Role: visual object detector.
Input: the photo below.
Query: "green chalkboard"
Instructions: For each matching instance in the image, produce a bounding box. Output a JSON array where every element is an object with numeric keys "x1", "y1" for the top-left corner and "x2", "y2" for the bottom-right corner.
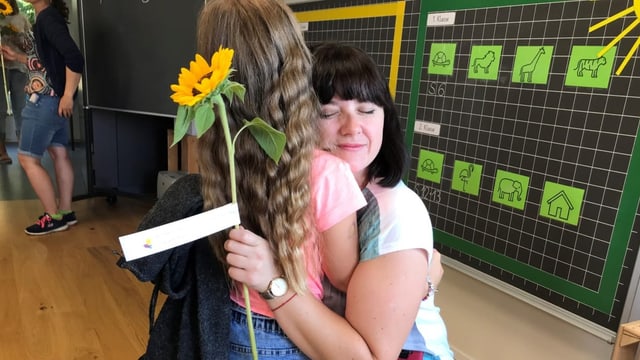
[{"x1": 406, "y1": 0, "x2": 640, "y2": 331}]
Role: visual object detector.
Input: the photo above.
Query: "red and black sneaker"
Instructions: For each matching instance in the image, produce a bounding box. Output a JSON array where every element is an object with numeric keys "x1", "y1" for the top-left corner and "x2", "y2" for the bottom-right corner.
[
  {"x1": 61, "y1": 211, "x2": 78, "y2": 226},
  {"x1": 24, "y1": 213, "x2": 69, "y2": 236}
]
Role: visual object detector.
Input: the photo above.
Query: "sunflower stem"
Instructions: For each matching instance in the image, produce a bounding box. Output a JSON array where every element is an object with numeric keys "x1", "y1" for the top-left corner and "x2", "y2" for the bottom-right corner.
[{"x1": 215, "y1": 96, "x2": 258, "y2": 360}]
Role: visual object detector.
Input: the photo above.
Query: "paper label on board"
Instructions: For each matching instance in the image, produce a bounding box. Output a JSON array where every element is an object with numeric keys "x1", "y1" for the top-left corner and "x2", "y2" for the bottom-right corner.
[
  {"x1": 427, "y1": 12, "x2": 456, "y2": 27},
  {"x1": 414, "y1": 121, "x2": 441, "y2": 136}
]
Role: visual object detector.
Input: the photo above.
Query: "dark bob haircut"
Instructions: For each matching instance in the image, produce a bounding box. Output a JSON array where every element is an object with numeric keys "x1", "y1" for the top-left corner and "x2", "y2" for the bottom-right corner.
[{"x1": 311, "y1": 42, "x2": 408, "y2": 187}]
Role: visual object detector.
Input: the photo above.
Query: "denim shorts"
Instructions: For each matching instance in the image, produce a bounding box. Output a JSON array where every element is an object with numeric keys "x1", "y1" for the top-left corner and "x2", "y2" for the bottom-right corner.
[
  {"x1": 229, "y1": 302, "x2": 310, "y2": 360},
  {"x1": 18, "y1": 94, "x2": 68, "y2": 158}
]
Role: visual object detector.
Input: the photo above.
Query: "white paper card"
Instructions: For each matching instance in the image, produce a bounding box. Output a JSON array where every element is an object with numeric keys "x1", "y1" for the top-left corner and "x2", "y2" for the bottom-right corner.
[
  {"x1": 427, "y1": 12, "x2": 456, "y2": 27},
  {"x1": 414, "y1": 121, "x2": 441, "y2": 136},
  {"x1": 119, "y1": 203, "x2": 240, "y2": 261}
]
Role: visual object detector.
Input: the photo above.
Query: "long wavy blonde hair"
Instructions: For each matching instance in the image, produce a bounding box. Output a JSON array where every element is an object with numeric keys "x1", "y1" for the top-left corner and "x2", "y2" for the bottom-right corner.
[{"x1": 196, "y1": 0, "x2": 318, "y2": 293}]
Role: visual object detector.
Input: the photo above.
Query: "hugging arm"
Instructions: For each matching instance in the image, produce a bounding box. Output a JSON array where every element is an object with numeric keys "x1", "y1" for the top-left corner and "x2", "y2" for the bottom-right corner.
[
  {"x1": 226, "y1": 227, "x2": 429, "y2": 360},
  {"x1": 320, "y1": 212, "x2": 359, "y2": 291},
  {"x1": 312, "y1": 152, "x2": 365, "y2": 292},
  {"x1": 344, "y1": 249, "x2": 428, "y2": 358}
]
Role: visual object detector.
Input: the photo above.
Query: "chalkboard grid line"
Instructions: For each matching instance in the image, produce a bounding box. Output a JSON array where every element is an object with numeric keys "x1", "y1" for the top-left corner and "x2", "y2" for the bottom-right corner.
[{"x1": 410, "y1": 0, "x2": 639, "y2": 330}]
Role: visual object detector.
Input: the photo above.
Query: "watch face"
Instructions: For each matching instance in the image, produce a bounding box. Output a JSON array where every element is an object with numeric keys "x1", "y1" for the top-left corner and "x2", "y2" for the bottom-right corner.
[{"x1": 270, "y1": 277, "x2": 288, "y2": 297}]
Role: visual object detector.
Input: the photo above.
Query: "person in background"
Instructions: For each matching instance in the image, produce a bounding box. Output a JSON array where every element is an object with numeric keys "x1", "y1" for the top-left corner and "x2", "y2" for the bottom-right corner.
[
  {"x1": 0, "y1": 0, "x2": 30, "y2": 164},
  {"x1": 1, "y1": 0, "x2": 83, "y2": 235},
  {"x1": 226, "y1": 42, "x2": 454, "y2": 360}
]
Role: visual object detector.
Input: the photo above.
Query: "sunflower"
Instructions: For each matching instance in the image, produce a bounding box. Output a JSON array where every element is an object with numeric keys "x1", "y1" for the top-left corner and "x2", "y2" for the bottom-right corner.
[
  {"x1": 170, "y1": 47, "x2": 234, "y2": 107},
  {"x1": 0, "y1": 0, "x2": 13, "y2": 16}
]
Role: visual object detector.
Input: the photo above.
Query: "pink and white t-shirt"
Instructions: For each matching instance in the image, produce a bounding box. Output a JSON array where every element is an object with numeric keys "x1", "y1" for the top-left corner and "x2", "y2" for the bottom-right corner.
[{"x1": 231, "y1": 149, "x2": 366, "y2": 317}]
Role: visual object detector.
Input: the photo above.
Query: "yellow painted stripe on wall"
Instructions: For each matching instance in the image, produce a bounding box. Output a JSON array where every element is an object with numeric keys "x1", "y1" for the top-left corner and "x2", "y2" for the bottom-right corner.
[{"x1": 295, "y1": 1, "x2": 406, "y2": 97}]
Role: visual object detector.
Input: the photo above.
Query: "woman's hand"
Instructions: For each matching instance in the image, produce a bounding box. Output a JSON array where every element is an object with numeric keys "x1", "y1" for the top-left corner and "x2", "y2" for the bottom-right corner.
[
  {"x1": 58, "y1": 94, "x2": 74, "y2": 118},
  {"x1": 225, "y1": 227, "x2": 280, "y2": 292}
]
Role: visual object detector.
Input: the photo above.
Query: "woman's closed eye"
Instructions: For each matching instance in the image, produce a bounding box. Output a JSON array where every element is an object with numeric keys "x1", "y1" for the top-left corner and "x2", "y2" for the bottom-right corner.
[
  {"x1": 320, "y1": 111, "x2": 339, "y2": 119},
  {"x1": 359, "y1": 109, "x2": 376, "y2": 115},
  {"x1": 356, "y1": 102, "x2": 379, "y2": 115}
]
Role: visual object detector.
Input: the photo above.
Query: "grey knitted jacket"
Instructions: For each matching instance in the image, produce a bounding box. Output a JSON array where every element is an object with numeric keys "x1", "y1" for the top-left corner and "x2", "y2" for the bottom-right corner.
[{"x1": 118, "y1": 174, "x2": 230, "y2": 359}]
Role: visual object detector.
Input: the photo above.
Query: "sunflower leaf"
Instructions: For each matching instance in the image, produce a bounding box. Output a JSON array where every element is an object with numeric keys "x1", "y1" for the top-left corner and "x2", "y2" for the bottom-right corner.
[
  {"x1": 243, "y1": 117, "x2": 286, "y2": 164},
  {"x1": 222, "y1": 81, "x2": 246, "y2": 104},
  {"x1": 195, "y1": 101, "x2": 216, "y2": 138},
  {"x1": 171, "y1": 105, "x2": 191, "y2": 147}
]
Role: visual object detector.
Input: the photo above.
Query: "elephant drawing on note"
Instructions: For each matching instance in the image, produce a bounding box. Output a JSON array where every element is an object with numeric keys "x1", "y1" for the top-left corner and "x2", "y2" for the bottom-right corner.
[{"x1": 498, "y1": 178, "x2": 523, "y2": 202}]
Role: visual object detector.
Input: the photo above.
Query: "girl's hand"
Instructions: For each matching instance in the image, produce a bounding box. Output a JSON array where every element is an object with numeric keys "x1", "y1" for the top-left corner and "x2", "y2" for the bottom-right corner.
[{"x1": 225, "y1": 227, "x2": 280, "y2": 292}]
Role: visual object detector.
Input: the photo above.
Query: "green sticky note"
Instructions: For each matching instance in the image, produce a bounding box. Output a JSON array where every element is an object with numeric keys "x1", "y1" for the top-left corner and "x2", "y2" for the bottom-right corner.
[
  {"x1": 451, "y1": 160, "x2": 482, "y2": 196},
  {"x1": 539, "y1": 182, "x2": 584, "y2": 226},
  {"x1": 428, "y1": 43, "x2": 457, "y2": 76},
  {"x1": 417, "y1": 149, "x2": 444, "y2": 184},
  {"x1": 492, "y1": 170, "x2": 529, "y2": 210},
  {"x1": 511, "y1": 46, "x2": 553, "y2": 84},
  {"x1": 468, "y1": 45, "x2": 502, "y2": 80},
  {"x1": 565, "y1": 45, "x2": 616, "y2": 89}
]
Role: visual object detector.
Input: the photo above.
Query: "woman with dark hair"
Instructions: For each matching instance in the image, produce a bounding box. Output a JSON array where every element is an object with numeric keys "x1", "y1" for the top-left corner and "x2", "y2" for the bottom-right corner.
[
  {"x1": 226, "y1": 43, "x2": 453, "y2": 360},
  {"x1": 2, "y1": 0, "x2": 83, "y2": 235}
]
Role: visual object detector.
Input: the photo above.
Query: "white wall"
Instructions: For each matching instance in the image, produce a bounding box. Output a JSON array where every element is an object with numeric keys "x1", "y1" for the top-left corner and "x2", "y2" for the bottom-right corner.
[{"x1": 437, "y1": 262, "x2": 615, "y2": 360}]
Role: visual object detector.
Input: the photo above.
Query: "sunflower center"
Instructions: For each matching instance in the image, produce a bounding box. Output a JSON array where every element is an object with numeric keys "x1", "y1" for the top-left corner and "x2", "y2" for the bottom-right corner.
[
  {"x1": 192, "y1": 71, "x2": 213, "y2": 96},
  {"x1": 200, "y1": 71, "x2": 213, "y2": 82}
]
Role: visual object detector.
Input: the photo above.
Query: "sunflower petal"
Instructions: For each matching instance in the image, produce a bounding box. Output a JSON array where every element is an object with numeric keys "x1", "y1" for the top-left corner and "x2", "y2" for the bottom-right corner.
[
  {"x1": 0, "y1": 0, "x2": 14, "y2": 16},
  {"x1": 193, "y1": 54, "x2": 212, "y2": 75}
]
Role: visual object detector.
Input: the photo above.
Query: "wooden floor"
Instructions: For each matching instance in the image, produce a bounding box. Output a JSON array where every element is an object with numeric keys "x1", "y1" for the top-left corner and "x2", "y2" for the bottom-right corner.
[{"x1": 0, "y1": 195, "x2": 159, "y2": 359}]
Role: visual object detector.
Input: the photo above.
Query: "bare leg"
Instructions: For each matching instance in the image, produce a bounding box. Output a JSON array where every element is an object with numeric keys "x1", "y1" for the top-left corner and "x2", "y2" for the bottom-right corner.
[
  {"x1": 18, "y1": 152, "x2": 59, "y2": 215},
  {"x1": 48, "y1": 145, "x2": 74, "y2": 211}
]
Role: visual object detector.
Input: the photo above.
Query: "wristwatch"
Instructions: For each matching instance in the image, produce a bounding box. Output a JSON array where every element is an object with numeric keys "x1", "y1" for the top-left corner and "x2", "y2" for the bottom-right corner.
[{"x1": 259, "y1": 276, "x2": 288, "y2": 300}]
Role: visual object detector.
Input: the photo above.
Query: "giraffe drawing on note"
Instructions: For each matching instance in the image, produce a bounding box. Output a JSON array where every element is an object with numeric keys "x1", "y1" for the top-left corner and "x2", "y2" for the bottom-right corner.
[{"x1": 519, "y1": 47, "x2": 545, "y2": 83}]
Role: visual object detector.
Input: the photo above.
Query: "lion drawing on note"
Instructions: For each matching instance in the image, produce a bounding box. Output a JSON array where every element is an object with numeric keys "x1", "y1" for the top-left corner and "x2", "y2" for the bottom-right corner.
[{"x1": 472, "y1": 50, "x2": 496, "y2": 74}]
